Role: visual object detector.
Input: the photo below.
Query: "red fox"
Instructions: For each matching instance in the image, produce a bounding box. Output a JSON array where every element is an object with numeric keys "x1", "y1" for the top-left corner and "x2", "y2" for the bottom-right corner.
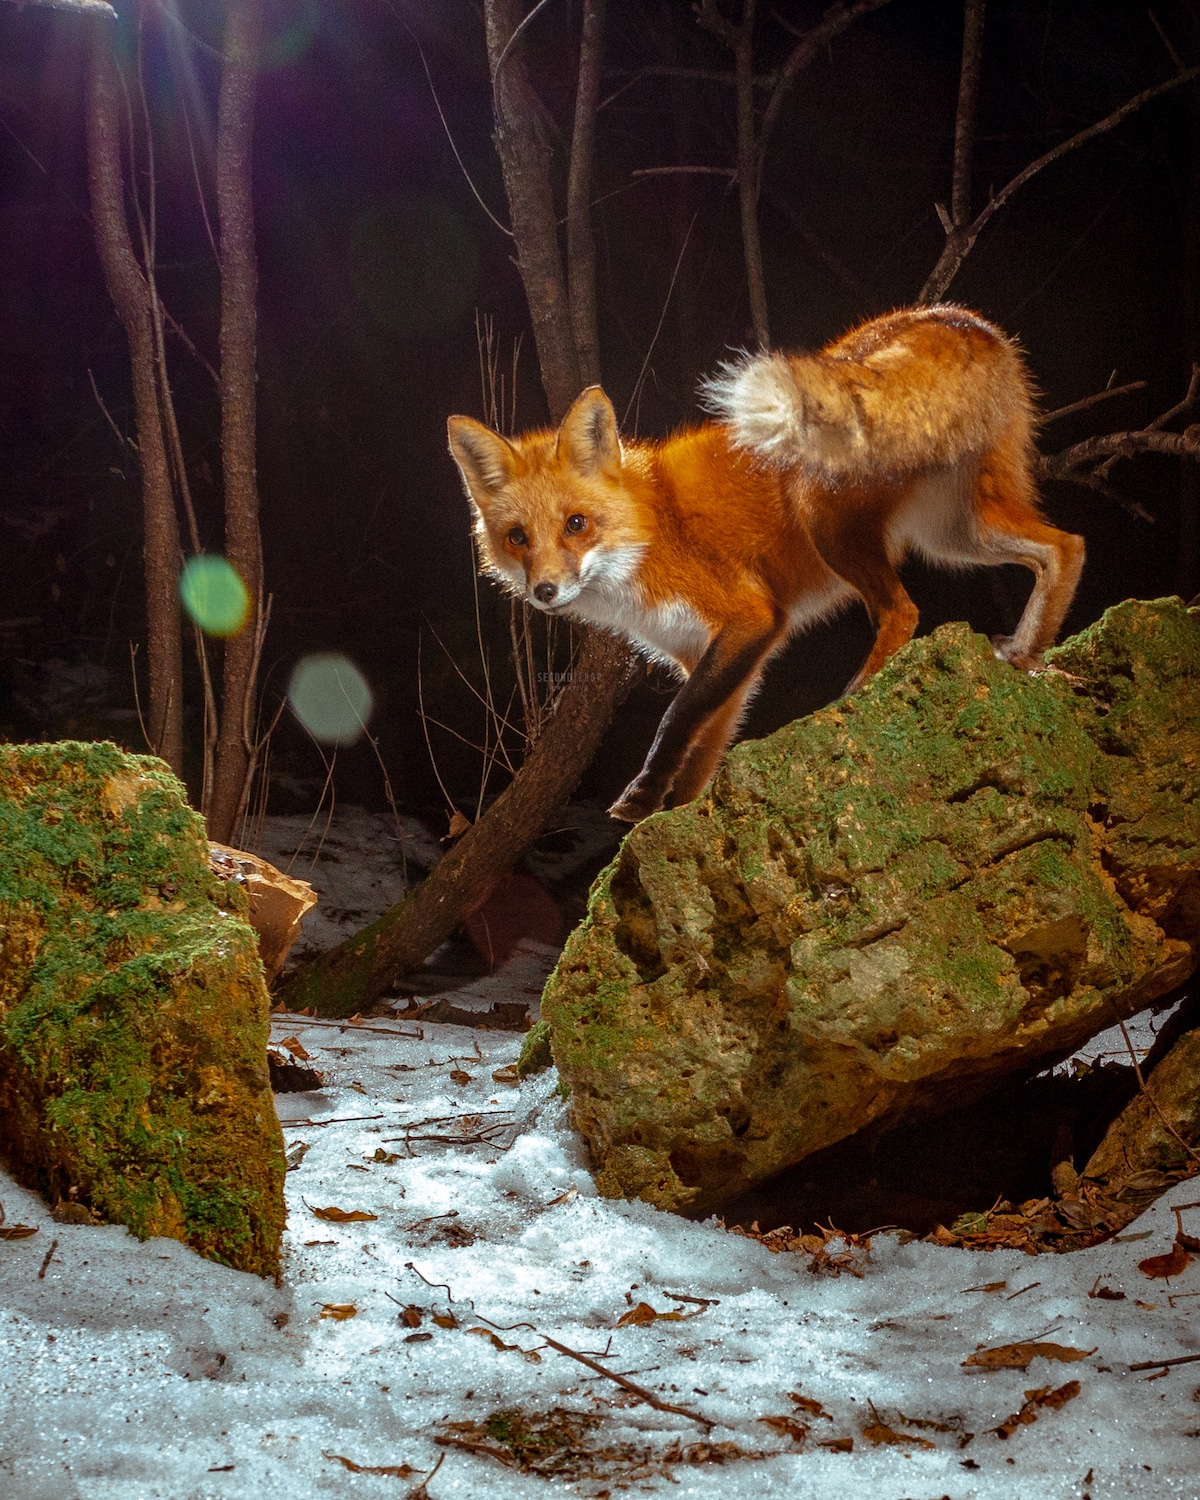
[{"x1": 447, "y1": 304, "x2": 1084, "y2": 824}]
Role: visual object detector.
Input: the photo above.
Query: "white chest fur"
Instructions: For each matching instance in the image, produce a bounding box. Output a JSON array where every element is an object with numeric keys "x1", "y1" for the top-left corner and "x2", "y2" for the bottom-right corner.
[{"x1": 568, "y1": 547, "x2": 711, "y2": 673}]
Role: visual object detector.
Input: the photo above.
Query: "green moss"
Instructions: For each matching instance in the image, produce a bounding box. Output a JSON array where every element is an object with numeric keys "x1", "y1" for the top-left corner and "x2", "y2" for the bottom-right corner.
[
  {"x1": 0, "y1": 742, "x2": 285, "y2": 1277},
  {"x1": 517, "y1": 1020, "x2": 552, "y2": 1077},
  {"x1": 541, "y1": 605, "x2": 1200, "y2": 1215}
]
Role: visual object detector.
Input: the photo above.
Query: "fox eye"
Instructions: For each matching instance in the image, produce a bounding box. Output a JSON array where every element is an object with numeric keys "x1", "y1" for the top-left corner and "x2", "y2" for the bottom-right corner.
[
  {"x1": 565, "y1": 514, "x2": 588, "y2": 535},
  {"x1": 508, "y1": 526, "x2": 528, "y2": 547}
]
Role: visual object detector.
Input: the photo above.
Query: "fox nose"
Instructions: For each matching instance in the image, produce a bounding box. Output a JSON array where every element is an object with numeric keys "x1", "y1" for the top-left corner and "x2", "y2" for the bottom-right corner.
[{"x1": 533, "y1": 581, "x2": 558, "y2": 604}]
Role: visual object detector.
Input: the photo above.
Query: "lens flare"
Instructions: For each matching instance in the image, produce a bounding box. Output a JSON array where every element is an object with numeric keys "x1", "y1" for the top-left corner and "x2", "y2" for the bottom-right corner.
[
  {"x1": 180, "y1": 555, "x2": 251, "y2": 637},
  {"x1": 288, "y1": 653, "x2": 374, "y2": 746}
]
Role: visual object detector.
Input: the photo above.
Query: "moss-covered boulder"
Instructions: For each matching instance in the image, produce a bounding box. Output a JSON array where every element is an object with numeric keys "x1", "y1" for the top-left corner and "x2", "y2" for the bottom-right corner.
[
  {"x1": 542, "y1": 599, "x2": 1200, "y2": 1216},
  {"x1": 0, "y1": 742, "x2": 286, "y2": 1276}
]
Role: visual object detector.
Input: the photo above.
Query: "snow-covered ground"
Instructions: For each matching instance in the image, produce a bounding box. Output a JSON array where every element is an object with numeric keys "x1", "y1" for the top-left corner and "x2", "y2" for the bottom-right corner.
[
  {"x1": 2, "y1": 810, "x2": 1199, "y2": 1498},
  {"x1": 4, "y1": 999, "x2": 1200, "y2": 1499}
]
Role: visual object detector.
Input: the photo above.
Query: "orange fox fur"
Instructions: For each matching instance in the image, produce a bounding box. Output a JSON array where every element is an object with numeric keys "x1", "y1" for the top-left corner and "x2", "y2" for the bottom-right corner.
[{"x1": 448, "y1": 304, "x2": 1084, "y2": 823}]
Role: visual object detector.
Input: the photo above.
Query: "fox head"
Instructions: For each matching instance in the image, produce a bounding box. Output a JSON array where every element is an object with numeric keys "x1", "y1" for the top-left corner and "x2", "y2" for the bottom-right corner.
[{"x1": 447, "y1": 386, "x2": 646, "y2": 614}]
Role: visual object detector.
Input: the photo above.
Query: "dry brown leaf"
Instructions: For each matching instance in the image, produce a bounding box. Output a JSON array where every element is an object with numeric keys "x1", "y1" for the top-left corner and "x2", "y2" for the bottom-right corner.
[
  {"x1": 279, "y1": 1035, "x2": 311, "y2": 1061},
  {"x1": 1139, "y1": 1243, "x2": 1192, "y2": 1280},
  {"x1": 431, "y1": 1312, "x2": 459, "y2": 1329},
  {"x1": 994, "y1": 1380, "x2": 1081, "y2": 1438},
  {"x1": 466, "y1": 1326, "x2": 542, "y2": 1363},
  {"x1": 319, "y1": 1303, "x2": 358, "y2": 1320},
  {"x1": 450, "y1": 1069, "x2": 472, "y2": 1086},
  {"x1": 311, "y1": 1205, "x2": 378, "y2": 1223},
  {"x1": 862, "y1": 1421, "x2": 934, "y2": 1450},
  {"x1": 0, "y1": 1224, "x2": 39, "y2": 1241},
  {"x1": 491, "y1": 1065, "x2": 520, "y2": 1085},
  {"x1": 400, "y1": 1304, "x2": 423, "y2": 1328},
  {"x1": 818, "y1": 1436, "x2": 853, "y2": 1453},
  {"x1": 788, "y1": 1393, "x2": 832, "y2": 1421},
  {"x1": 616, "y1": 1301, "x2": 686, "y2": 1327},
  {"x1": 757, "y1": 1415, "x2": 808, "y2": 1445},
  {"x1": 372, "y1": 1148, "x2": 402, "y2": 1165},
  {"x1": 323, "y1": 1451, "x2": 419, "y2": 1477},
  {"x1": 963, "y1": 1341, "x2": 1093, "y2": 1371}
]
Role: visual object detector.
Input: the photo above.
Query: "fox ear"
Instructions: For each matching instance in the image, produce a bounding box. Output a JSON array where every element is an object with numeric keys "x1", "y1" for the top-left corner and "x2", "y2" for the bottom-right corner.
[
  {"x1": 556, "y1": 387, "x2": 621, "y2": 476},
  {"x1": 447, "y1": 417, "x2": 517, "y2": 502}
]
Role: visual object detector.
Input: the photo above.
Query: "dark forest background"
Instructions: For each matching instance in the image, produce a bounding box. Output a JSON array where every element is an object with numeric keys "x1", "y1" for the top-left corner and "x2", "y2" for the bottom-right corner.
[{"x1": 1, "y1": 0, "x2": 1197, "y2": 829}]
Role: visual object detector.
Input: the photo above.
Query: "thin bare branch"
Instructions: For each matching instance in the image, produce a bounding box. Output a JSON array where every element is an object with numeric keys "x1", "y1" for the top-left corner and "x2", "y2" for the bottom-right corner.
[
  {"x1": 537, "y1": 1334, "x2": 713, "y2": 1429},
  {"x1": 1041, "y1": 379, "x2": 1147, "y2": 425},
  {"x1": 757, "y1": 0, "x2": 896, "y2": 184},
  {"x1": 405, "y1": 17, "x2": 513, "y2": 238},
  {"x1": 623, "y1": 210, "x2": 697, "y2": 428},
  {"x1": 492, "y1": 0, "x2": 559, "y2": 112},
  {"x1": 87, "y1": 367, "x2": 131, "y2": 450},
  {"x1": 1040, "y1": 427, "x2": 1200, "y2": 475},
  {"x1": 631, "y1": 164, "x2": 736, "y2": 177},
  {"x1": 603, "y1": 64, "x2": 781, "y2": 87},
  {"x1": 921, "y1": 62, "x2": 1200, "y2": 303}
]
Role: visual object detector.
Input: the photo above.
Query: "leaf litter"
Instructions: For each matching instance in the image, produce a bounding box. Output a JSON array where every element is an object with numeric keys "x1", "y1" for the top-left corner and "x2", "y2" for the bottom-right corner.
[
  {"x1": 435, "y1": 1406, "x2": 766, "y2": 1482},
  {"x1": 4, "y1": 896, "x2": 1200, "y2": 1497}
]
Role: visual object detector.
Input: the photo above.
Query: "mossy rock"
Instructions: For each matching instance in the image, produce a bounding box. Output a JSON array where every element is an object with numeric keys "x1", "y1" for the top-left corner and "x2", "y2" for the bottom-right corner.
[
  {"x1": 0, "y1": 742, "x2": 285, "y2": 1276},
  {"x1": 541, "y1": 600, "x2": 1200, "y2": 1215}
]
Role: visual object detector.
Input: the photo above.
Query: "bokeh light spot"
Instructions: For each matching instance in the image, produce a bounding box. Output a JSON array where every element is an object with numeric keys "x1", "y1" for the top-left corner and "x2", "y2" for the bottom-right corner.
[
  {"x1": 347, "y1": 197, "x2": 479, "y2": 335},
  {"x1": 180, "y1": 555, "x2": 251, "y2": 637},
  {"x1": 288, "y1": 653, "x2": 374, "y2": 746}
]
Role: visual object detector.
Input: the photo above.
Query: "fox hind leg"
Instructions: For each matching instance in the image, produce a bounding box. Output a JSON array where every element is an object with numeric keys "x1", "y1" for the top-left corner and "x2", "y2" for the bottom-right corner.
[
  {"x1": 981, "y1": 521, "x2": 1085, "y2": 668},
  {"x1": 806, "y1": 500, "x2": 921, "y2": 695},
  {"x1": 970, "y1": 444, "x2": 1085, "y2": 668}
]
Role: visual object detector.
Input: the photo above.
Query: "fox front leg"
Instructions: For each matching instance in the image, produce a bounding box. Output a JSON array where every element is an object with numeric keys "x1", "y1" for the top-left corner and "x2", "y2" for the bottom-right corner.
[{"x1": 608, "y1": 614, "x2": 786, "y2": 823}]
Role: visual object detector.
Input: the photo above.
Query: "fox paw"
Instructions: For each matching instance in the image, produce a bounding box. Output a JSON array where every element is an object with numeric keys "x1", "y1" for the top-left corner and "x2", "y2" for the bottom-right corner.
[
  {"x1": 991, "y1": 635, "x2": 1045, "y2": 673},
  {"x1": 608, "y1": 781, "x2": 664, "y2": 824}
]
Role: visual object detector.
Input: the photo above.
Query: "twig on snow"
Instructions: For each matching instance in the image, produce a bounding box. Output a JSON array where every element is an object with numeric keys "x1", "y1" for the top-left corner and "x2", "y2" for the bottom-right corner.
[{"x1": 538, "y1": 1333, "x2": 714, "y2": 1429}]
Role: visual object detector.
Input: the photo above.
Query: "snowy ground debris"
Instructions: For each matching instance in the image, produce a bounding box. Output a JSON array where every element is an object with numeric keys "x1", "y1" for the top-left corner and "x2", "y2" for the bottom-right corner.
[{"x1": 2, "y1": 812, "x2": 1199, "y2": 1497}]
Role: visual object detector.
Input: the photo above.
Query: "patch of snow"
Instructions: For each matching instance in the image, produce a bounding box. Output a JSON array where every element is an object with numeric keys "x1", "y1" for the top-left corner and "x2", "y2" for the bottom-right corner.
[
  {"x1": 4, "y1": 991, "x2": 1200, "y2": 1498},
  {"x1": 247, "y1": 809, "x2": 442, "y2": 964}
]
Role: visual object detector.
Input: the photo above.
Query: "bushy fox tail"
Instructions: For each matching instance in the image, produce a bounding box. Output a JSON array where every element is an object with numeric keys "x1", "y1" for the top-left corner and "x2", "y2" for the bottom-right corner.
[
  {"x1": 700, "y1": 306, "x2": 1037, "y2": 481},
  {"x1": 701, "y1": 350, "x2": 871, "y2": 475}
]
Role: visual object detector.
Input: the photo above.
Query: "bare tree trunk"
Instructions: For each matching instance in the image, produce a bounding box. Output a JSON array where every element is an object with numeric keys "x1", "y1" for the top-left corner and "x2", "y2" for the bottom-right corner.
[
  {"x1": 732, "y1": 0, "x2": 769, "y2": 348},
  {"x1": 279, "y1": 0, "x2": 634, "y2": 1016},
  {"x1": 207, "y1": 0, "x2": 265, "y2": 844},
  {"x1": 567, "y1": 0, "x2": 606, "y2": 387},
  {"x1": 950, "y1": 0, "x2": 985, "y2": 230},
  {"x1": 84, "y1": 13, "x2": 184, "y2": 778},
  {"x1": 486, "y1": 0, "x2": 580, "y2": 420}
]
